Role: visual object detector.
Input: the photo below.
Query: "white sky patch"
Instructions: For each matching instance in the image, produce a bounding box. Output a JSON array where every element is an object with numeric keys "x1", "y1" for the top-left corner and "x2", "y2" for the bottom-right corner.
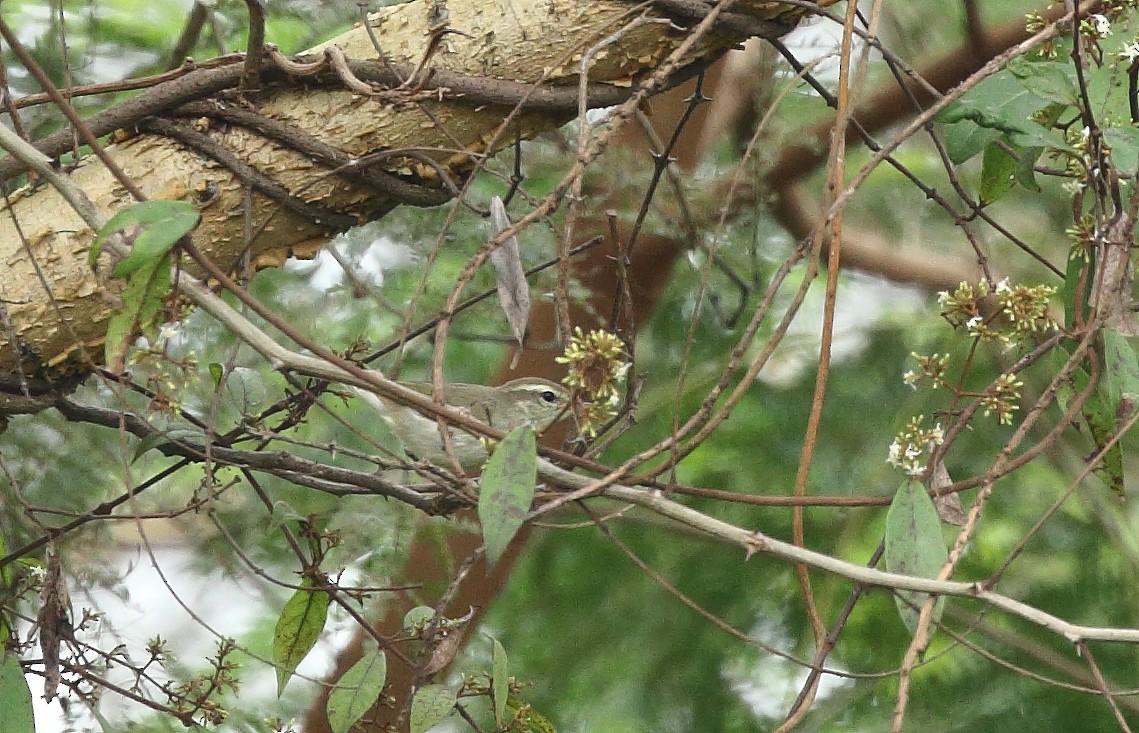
[
  {"x1": 28, "y1": 540, "x2": 369, "y2": 731},
  {"x1": 759, "y1": 271, "x2": 926, "y2": 389},
  {"x1": 722, "y1": 623, "x2": 851, "y2": 721},
  {"x1": 778, "y1": 15, "x2": 866, "y2": 88},
  {"x1": 290, "y1": 228, "x2": 420, "y2": 291}
]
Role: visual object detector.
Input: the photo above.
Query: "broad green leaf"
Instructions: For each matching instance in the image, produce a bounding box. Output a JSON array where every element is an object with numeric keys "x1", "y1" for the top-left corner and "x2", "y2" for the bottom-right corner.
[
  {"x1": 1034, "y1": 101, "x2": 1071, "y2": 130},
  {"x1": 104, "y1": 253, "x2": 172, "y2": 372},
  {"x1": 273, "y1": 576, "x2": 330, "y2": 696},
  {"x1": 216, "y1": 366, "x2": 272, "y2": 422},
  {"x1": 1083, "y1": 388, "x2": 1124, "y2": 495},
  {"x1": 478, "y1": 426, "x2": 537, "y2": 569},
  {"x1": 1099, "y1": 331, "x2": 1139, "y2": 495},
  {"x1": 0, "y1": 652, "x2": 34, "y2": 733},
  {"x1": 1012, "y1": 145, "x2": 1044, "y2": 192},
  {"x1": 410, "y1": 683, "x2": 456, "y2": 733},
  {"x1": 403, "y1": 606, "x2": 435, "y2": 633},
  {"x1": 327, "y1": 649, "x2": 387, "y2": 733},
  {"x1": 268, "y1": 500, "x2": 304, "y2": 530},
  {"x1": 1063, "y1": 243, "x2": 1094, "y2": 329},
  {"x1": 1013, "y1": 104, "x2": 1064, "y2": 192},
  {"x1": 492, "y1": 638, "x2": 509, "y2": 724},
  {"x1": 937, "y1": 71, "x2": 1071, "y2": 164},
  {"x1": 87, "y1": 200, "x2": 199, "y2": 275},
  {"x1": 883, "y1": 480, "x2": 948, "y2": 634},
  {"x1": 1103, "y1": 331, "x2": 1139, "y2": 419},
  {"x1": 1056, "y1": 347, "x2": 1125, "y2": 496},
  {"x1": 1084, "y1": 30, "x2": 1139, "y2": 128},
  {"x1": 938, "y1": 115, "x2": 1001, "y2": 165},
  {"x1": 131, "y1": 432, "x2": 165, "y2": 463},
  {"x1": 979, "y1": 143, "x2": 1018, "y2": 205},
  {"x1": 131, "y1": 428, "x2": 202, "y2": 463},
  {"x1": 1007, "y1": 57, "x2": 1079, "y2": 106},
  {"x1": 1105, "y1": 126, "x2": 1139, "y2": 175}
]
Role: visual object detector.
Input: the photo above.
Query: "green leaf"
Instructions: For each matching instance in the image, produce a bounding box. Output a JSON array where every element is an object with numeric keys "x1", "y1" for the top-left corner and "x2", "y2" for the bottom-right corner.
[
  {"x1": 268, "y1": 500, "x2": 305, "y2": 530},
  {"x1": 1014, "y1": 104, "x2": 1066, "y2": 187},
  {"x1": 131, "y1": 432, "x2": 165, "y2": 463},
  {"x1": 492, "y1": 638, "x2": 509, "y2": 724},
  {"x1": 1056, "y1": 348, "x2": 1125, "y2": 496},
  {"x1": 1063, "y1": 244, "x2": 1094, "y2": 329},
  {"x1": 403, "y1": 606, "x2": 435, "y2": 632},
  {"x1": 937, "y1": 71, "x2": 1072, "y2": 164},
  {"x1": 0, "y1": 652, "x2": 35, "y2": 733},
  {"x1": 1105, "y1": 126, "x2": 1139, "y2": 174},
  {"x1": 131, "y1": 428, "x2": 201, "y2": 463},
  {"x1": 1099, "y1": 331, "x2": 1139, "y2": 495},
  {"x1": 88, "y1": 200, "x2": 199, "y2": 275},
  {"x1": 1084, "y1": 390, "x2": 1125, "y2": 496},
  {"x1": 410, "y1": 684, "x2": 456, "y2": 733},
  {"x1": 104, "y1": 253, "x2": 172, "y2": 372},
  {"x1": 1007, "y1": 57, "x2": 1079, "y2": 106},
  {"x1": 477, "y1": 426, "x2": 537, "y2": 569},
  {"x1": 1013, "y1": 145, "x2": 1044, "y2": 192},
  {"x1": 273, "y1": 576, "x2": 330, "y2": 696},
  {"x1": 1103, "y1": 331, "x2": 1139, "y2": 417},
  {"x1": 938, "y1": 114, "x2": 1001, "y2": 165},
  {"x1": 327, "y1": 648, "x2": 387, "y2": 733},
  {"x1": 208, "y1": 362, "x2": 224, "y2": 386},
  {"x1": 883, "y1": 480, "x2": 948, "y2": 634},
  {"x1": 221, "y1": 366, "x2": 270, "y2": 414},
  {"x1": 979, "y1": 143, "x2": 1018, "y2": 205}
]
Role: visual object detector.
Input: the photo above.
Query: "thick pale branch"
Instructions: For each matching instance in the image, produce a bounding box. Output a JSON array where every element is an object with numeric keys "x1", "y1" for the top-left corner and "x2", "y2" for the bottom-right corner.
[
  {"x1": 0, "y1": 0, "x2": 825, "y2": 374},
  {"x1": 573, "y1": 480, "x2": 1139, "y2": 645}
]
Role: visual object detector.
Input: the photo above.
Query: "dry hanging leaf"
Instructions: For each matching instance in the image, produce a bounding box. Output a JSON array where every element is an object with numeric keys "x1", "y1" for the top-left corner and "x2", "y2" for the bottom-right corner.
[
  {"x1": 488, "y1": 197, "x2": 530, "y2": 355},
  {"x1": 420, "y1": 607, "x2": 475, "y2": 676},
  {"x1": 38, "y1": 545, "x2": 74, "y2": 701},
  {"x1": 929, "y1": 461, "x2": 965, "y2": 526}
]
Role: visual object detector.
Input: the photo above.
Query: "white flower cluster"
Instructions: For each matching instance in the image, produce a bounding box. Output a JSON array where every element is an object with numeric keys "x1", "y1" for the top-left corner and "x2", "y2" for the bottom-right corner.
[{"x1": 887, "y1": 418, "x2": 945, "y2": 477}]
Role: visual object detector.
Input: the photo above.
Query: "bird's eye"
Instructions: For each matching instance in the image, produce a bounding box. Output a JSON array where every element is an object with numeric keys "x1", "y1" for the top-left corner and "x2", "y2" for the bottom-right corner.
[{"x1": 540, "y1": 390, "x2": 558, "y2": 403}]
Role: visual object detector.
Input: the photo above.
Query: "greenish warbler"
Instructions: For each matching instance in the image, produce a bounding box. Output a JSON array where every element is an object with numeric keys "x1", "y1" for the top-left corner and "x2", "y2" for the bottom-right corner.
[{"x1": 354, "y1": 377, "x2": 571, "y2": 469}]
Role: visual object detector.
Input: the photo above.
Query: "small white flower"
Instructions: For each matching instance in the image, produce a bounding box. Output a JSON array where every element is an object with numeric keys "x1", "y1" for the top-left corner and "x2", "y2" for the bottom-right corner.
[
  {"x1": 904, "y1": 463, "x2": 926, "y2": 478},
  {"x1": 1091, "y1": 14, "x2": 1111, "y2": 37},
  {"x1": 995, "y1": 278, "x2": 1011, "y2": 294},
  {"x1": 1121, "y1": 42, "x2": 1139, "y2": 63}
]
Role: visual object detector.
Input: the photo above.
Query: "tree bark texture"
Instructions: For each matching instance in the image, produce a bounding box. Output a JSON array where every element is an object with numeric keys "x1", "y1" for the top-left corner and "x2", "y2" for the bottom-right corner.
[{"x1": 0, "y1": 0, "x2": 830, "y2": 374}]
